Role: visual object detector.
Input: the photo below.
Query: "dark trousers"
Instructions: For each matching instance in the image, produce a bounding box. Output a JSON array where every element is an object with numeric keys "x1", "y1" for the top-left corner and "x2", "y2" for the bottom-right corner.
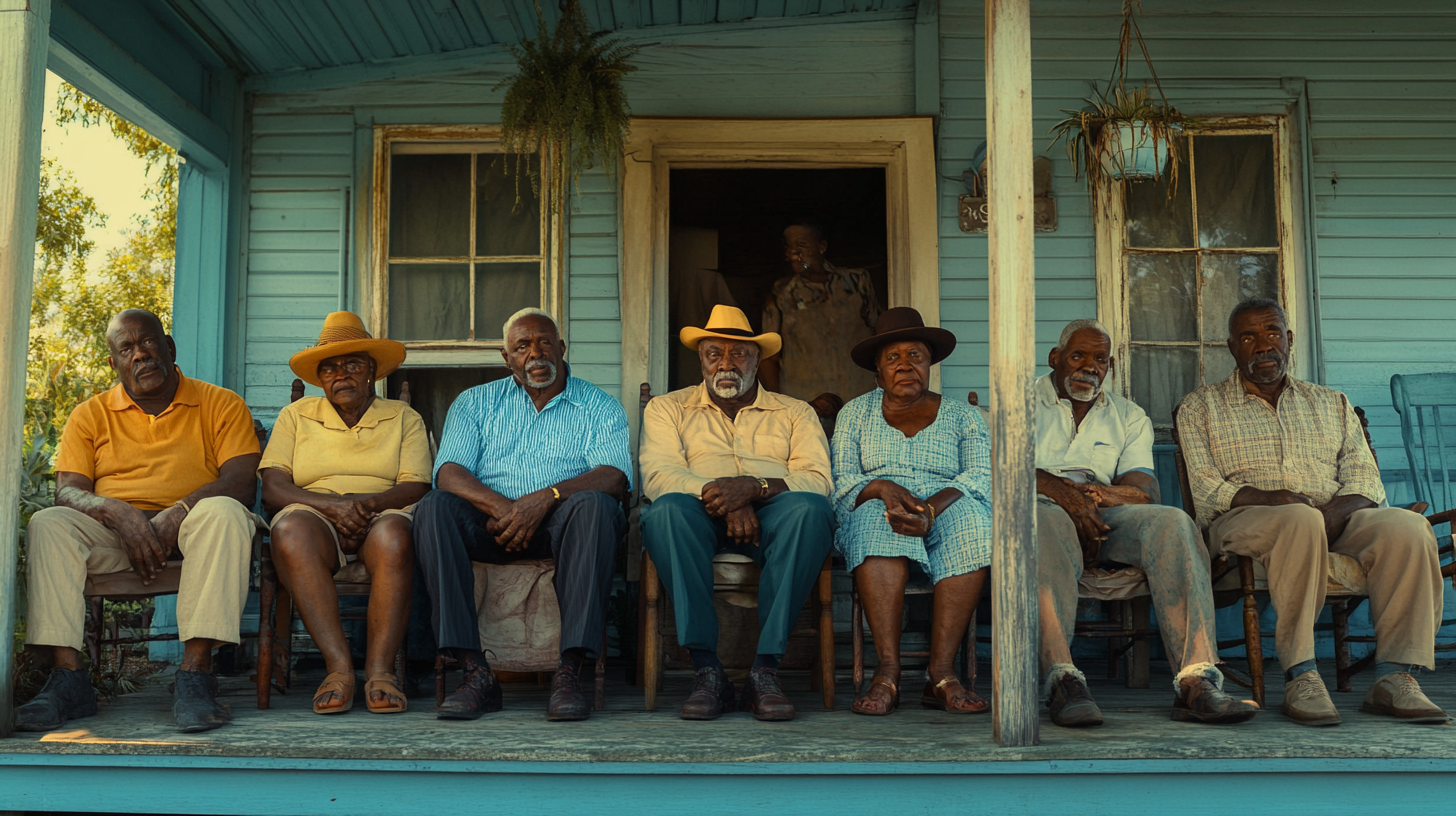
[
  {"x1": 413, "y1": 488, "x2": 624, "y2": 659},
  {"x1": 640, "y1": 492, "x2": 833, "y2": 658}
]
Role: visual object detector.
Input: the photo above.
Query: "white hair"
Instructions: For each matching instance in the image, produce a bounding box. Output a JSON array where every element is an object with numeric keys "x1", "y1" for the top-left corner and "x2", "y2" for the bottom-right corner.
[
  {"x1": 502, "y1": 307, "x2": 557, "y2": 340},
  {"x1": 1057, "y1": 318, "x2": 1110, "y2": 350}
]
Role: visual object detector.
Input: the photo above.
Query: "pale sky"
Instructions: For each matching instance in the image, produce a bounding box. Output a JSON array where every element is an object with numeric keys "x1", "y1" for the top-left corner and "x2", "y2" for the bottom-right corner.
[{"x1": 40, "y1": 70, "x2": 155, "y2": 262}]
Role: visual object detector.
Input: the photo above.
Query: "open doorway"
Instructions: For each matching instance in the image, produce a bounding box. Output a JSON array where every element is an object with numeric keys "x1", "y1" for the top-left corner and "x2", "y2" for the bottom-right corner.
[{"x1": 667, "y1": 168, "x2": 889, "y2": 397}]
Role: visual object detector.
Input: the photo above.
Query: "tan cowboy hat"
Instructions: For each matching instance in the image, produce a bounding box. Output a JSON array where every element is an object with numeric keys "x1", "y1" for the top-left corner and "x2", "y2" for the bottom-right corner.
[
  {"x1": 679, "y1": 304, "x2": 782, "y2": 359},
  {"x1": 289, "y1": 312, "x2": 407, "y2": 388}
]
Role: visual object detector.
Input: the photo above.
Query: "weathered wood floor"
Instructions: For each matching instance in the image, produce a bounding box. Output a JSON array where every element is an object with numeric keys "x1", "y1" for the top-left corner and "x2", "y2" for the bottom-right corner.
[{"x1": 6, "y1": 663, "x2": 1455, "y2": 763}]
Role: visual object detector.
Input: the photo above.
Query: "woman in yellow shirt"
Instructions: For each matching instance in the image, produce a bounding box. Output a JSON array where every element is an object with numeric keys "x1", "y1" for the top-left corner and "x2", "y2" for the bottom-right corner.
[{"x1": 259, "y1": 312, "x2": 432, "y2": 714}]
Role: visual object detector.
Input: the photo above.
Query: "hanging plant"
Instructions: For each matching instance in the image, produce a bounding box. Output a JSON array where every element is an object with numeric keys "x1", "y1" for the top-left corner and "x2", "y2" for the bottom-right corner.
[
  {"x1": 1048, "y1": 1, "x2": 1188, "y2": 198},
  {"x1": 497, "y1": 0, "x2": 639, "y2": 211}
]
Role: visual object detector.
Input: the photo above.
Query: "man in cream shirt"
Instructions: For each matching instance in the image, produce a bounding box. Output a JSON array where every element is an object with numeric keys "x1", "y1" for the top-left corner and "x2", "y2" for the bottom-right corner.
[
  {"x1": 1034, "y1": 319, "x2": 1258, "y2": 728},
  {"x1": 639, "y1": 305, "x2": 834, "y2": 723}
]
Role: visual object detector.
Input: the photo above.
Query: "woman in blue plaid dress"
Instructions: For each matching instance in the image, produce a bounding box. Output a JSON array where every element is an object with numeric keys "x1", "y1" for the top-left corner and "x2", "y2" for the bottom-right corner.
[{"x1": 831, "y1": 308, "x2": 992, "y2": 717}]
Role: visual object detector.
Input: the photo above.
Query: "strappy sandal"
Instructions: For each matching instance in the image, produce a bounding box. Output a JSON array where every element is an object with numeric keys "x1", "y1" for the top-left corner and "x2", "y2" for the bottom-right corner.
[
  {"x1": 921, "y1": 676, "x2": 989, "y2": 714},
  {"x1": 312, "y1": 671, "x2": 355, "y2": 714},
  {"x1": 364, "y1": 674, "x2": 409, "y2": 714},
  {"x1": 852, "y1": 675, "x2": 900, "y2": 716}
]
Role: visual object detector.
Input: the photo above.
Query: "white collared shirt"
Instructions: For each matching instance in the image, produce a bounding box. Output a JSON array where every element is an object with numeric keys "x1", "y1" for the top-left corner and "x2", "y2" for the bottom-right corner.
[{"x1": 1033, "y1": 373, "x2": 1155, "y2": 486}]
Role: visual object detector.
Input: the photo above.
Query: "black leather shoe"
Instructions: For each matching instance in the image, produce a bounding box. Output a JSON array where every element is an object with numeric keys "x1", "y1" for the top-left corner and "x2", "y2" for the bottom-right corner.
[
  {"x1": 1172, "y1": 674, "x2": 1260, "y2": 724},
  {"x1": 547, "y1": 664, "x2": 590, "y2": 722},
  {"x1": 437, "y1": 663, "x2": 504, "y2": 720},
  {"x1": 14, "y1": 668, "x2": 97, "y2": 732},
  {"x1": 1047, "y1": 669, "x2": 1103, "y2": 728},
  {"x1": 680, "y1": 667, "x2": 736, "y2": 720},
  {"x1": 173, "y1": 669, "x2": 231, "y2": 733},
  {"x1": 741, "y1": 667, "x2": 794, "y2": 721}
]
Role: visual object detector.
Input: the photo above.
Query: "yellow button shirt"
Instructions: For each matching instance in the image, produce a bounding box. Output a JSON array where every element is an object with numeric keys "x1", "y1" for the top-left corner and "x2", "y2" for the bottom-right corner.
[
  {"x1": 259, "y1": 397, "x2": 432, "y2": 496},
  {"x1": 639, "y1": 383, "x2": 832, "y2": 503},
  {"x1": 56, "y1": 371, "x2": 261, "y2": 511}
]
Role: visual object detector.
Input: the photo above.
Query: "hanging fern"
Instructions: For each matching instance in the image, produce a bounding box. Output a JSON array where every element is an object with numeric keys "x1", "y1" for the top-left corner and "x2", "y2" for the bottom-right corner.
[{"x1": 498, "y1": 0, "x2": 639, "y2": 209}]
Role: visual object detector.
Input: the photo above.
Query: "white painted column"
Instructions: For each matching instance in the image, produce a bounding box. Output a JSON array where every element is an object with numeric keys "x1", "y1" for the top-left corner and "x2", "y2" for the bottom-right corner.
[
  {"x1": 985, "y1": 0, "x2": 1039, "y2": 747},
  {"x1": 0, "y1": 0, "x2": 50, "y2": 738}
]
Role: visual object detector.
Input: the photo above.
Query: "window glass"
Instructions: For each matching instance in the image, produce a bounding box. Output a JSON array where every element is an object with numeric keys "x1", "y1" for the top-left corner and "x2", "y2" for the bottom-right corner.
[
  {"x1": 1120, "y1": 129, "x2": 1284, "y2": 427},
  {"x1": 388, "y1": 263, "x2": 470, "y2": 341},
  {"x1": 477, "y1": 154, "x2": 541, "y2": 257},
  {"x1": 389, "y1": 154, "x2": 471, "y2": 257},
  {"x1": 474, "y1": 262, "x2": 540, "y2": 341}
]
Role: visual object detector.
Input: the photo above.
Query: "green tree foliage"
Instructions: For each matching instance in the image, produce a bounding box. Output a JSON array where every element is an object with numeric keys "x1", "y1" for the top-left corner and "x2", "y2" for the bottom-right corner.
[{"x1": 28, "y1": 84, "x2": 178, "y2": 441}]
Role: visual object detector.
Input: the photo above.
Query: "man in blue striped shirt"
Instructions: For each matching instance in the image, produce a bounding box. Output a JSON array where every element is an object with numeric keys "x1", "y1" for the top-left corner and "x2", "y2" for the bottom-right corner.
[{"x1": 413, "y1": 308, "x2": 632, "y2": 722}]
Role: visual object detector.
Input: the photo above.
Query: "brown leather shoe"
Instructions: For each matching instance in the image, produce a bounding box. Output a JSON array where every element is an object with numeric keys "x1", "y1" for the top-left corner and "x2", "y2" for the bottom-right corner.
[
  {"x1": 680, "y1": 667, "x2": 736, "y2": 720},
  {"x1": 547, "y1": 663, "x2": 590, "y2": 721},
  {"x1": 1361, "y1": 673, "x2": 1449, "y2": 724},
  {"x1": 1171, "y1": 674, "x2": 1259, "y2": 724},
  {"x1": 437, "y1": 663, "x2": 503, "y2": 720},
  {"x1": 1280, "y1": 671, "x2": 1341, "y2": 727},
  {"x1": 1046, "y1": 667, "x2": 1103, "y2": 728},
  {"x1": 741, "y1": 667, "x2": 794, "y2": 721}
]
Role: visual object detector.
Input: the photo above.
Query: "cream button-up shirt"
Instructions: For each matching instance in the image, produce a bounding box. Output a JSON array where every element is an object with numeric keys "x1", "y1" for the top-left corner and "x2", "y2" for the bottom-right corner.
[
  {"x1": 1033, "y1": 373, "x2": 1155, "y2": 486},
  {"x1": 639, "y1": 383, "x2": 833, "y2": 503}
]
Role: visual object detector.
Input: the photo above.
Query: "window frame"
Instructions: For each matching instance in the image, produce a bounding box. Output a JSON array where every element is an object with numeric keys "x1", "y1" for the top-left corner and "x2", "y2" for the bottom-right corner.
[
  {"x1": 370, "y1": 125, "x2": 565, "y2": 365},
  {"x1": 1094, "y1": 114, "x2": 1304, "y2": 412}
]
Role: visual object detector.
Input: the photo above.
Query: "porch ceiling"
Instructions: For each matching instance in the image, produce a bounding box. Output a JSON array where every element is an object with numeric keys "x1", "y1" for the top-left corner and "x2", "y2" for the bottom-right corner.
[{"x1": 163, "y1": 0, "x2": 917, "y2": 77}]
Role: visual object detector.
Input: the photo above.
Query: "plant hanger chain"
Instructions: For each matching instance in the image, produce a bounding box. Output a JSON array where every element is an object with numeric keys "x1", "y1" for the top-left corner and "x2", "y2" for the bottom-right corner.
[{"x1": 1107, "y1": 0, "x2": 1171, "y2": 113}]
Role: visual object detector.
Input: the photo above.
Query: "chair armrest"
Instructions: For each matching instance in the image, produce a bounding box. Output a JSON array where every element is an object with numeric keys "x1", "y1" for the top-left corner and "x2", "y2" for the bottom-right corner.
[{"x1": 1425, "y1": 508, "x2": 1456, "y2": 527}]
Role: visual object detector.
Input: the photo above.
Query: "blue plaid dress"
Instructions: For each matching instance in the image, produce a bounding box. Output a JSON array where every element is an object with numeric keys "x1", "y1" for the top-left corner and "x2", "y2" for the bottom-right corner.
[{"x1": 831, "y1": 389, "x2": 993, "y2": 582}]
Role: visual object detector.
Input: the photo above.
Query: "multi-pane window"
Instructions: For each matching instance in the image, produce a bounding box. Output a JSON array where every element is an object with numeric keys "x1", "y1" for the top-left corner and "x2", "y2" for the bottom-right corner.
[
  {"x1": 1118, "y1": 128, "x2": 1288, "y2": 427},
  {"x1": 378, "y1": 139, "x2": 550, "y2": 347}
]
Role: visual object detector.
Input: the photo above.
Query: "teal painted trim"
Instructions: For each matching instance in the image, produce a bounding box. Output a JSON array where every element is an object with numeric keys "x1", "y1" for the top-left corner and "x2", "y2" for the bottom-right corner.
[
  {"x1": 172, "y1": 161, "x2": 229, "y2": 385},
  {"x1": 46, "y1": 1, "x2": 231, "y2": 168},
  {"x1": 914, "y1": 0, "x2": 940, "y2": 120},
  {"x1": 244, "y1": 8, "x2": 917, "y2": 95},
  {"x1": 3, "y1": 756, "x2": 1455, "y2": 815}
]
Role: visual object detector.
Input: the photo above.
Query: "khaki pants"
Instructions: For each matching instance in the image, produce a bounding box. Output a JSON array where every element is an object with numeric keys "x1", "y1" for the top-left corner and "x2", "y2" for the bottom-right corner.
[
  {"x1": 25, "y1": 497, "x2": 257, "y2": 651},
  {"x1": 1208, "y1": 504, "x2": 1442, "y2": 670},
  {"x1": 1037, "y1": 499, "x2": 1219, "y2": 680}
]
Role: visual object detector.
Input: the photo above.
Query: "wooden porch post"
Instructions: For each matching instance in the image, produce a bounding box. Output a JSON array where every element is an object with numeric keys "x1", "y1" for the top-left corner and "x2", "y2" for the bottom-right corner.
[
  {"x1": 0, "y1": 0, "x2": 50, "y2": 738},
  {"x1": 985, "y1": 0, "x2": 1039, "y2": 747}
]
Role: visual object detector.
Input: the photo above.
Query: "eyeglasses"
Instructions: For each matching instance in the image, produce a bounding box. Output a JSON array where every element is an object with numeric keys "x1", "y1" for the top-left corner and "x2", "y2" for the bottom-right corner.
[{"x1": 318, "y1": 360, "x2": 371, "y2": 377}]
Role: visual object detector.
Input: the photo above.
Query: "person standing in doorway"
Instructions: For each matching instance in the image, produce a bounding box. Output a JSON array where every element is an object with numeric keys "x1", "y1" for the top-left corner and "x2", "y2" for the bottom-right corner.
[{"x1": 760, "y1": 219, "x2": 882, "y2": 406}]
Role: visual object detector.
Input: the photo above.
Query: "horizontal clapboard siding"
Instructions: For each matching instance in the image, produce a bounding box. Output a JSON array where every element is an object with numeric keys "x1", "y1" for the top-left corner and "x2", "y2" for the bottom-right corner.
[
  {"x1": 939, "y1": 0, "x2": 1456, "y2": 495},
  {"x1": 244, "y1": 112, "x2": 354, "y2": 421},
  {"x1": 246, "y1": 15, "x2": 915, "y2": 408}
]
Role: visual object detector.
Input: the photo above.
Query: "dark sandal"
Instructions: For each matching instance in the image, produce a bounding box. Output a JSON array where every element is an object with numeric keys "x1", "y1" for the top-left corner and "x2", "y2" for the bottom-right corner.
[
  {"x1": 364, "y1": 674, "x2": 409, "y2": 714},
  {"x1": 852, "y1": 676, "x2": 900, "y2": 716},
  {"x1": 313, "y1": 671, "x2": 355, "y2": 714},
  {"x1": 921, "y1": 676, "x2": 989, "y2": 714}
]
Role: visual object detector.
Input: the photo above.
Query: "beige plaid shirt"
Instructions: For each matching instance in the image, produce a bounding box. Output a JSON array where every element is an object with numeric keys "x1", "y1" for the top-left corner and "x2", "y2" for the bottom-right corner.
[{"x1": 1177, "y1": 371, "x2": 1385, "y2": 528}]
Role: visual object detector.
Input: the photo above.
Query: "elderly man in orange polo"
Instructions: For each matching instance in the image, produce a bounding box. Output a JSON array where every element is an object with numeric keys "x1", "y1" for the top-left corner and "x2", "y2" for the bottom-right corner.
[{"x1": 17, "y1": 309, "x2": 261, "y2": 734}]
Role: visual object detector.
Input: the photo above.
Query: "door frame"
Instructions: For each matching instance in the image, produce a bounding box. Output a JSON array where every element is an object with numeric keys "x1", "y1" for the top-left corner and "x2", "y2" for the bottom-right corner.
[{"x1": 619, "y1": 117, "x2": 940, "y2": 439}]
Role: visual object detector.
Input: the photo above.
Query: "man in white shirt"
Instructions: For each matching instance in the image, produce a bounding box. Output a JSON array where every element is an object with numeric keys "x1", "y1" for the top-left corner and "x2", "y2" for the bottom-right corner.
[{"x1": 1035, "y1": 319, "x2": 1258, "y2": 728}]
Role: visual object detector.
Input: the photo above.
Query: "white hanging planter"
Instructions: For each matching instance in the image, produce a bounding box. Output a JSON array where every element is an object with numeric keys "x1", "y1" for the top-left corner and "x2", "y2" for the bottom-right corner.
[{"x1": 1098, "y1": 121, "x2": 1178, "y2": 180}]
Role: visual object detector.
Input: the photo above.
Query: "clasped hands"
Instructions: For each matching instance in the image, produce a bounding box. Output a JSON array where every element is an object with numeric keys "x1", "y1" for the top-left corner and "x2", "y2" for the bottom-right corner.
[
  {"x1": 703, "y1": 476, "x2": 764, "y2": 546},
  {"x1": 484, "y1": 489, "x2": 559, "y2": 552},
  {"x1": 867, "y1": 479, "x2": 934, "y2": 538},
  {"x1": 108, "y1": 499, "x2": 189, "y2": 586},
  {"x1": 1232, "y1": 486, "x2": 1365, "y2": 543}
]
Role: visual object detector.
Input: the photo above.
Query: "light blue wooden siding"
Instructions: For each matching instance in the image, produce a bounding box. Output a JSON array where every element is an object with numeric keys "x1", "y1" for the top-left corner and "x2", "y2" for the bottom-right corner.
[
  {"x1": 938, "y1": 0, "x2": 1456, "y2": 493},
  {"x1": 241, "y1": 16, "x2": 914, "y2": 408},
  {"x1": 244, "y1": 112, "x2": 355, "y2": 421}
]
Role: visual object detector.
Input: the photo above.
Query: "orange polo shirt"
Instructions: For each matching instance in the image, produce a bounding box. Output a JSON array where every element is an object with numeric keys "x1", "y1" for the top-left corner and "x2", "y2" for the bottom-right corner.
[{"x1": 56, "y1": 370, "x2": 261, "y2": 511}]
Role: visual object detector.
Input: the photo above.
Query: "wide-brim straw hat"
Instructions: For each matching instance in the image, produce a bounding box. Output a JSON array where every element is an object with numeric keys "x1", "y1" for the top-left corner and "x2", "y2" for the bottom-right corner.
[
  {"x1": 289, "y1": 311, "x2": 407, "y2": 388},
  {"x1": 850, "y1": 307, "x2": 957, "y2": 371},
  {"x1": 680, "y1": 304, "x2": 782, "y2": 359}
]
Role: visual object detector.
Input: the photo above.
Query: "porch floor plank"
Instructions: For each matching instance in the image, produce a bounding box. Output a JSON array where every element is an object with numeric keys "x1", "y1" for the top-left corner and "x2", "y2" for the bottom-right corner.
[{"x1": 5, "y1": 664, "x2": 1455, "y2": 763}]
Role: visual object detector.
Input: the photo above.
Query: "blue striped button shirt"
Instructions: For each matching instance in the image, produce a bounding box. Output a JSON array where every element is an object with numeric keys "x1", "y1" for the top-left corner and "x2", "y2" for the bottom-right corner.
[{"x1": 432, "y1": 369, "x2": 633, "y2": 500}]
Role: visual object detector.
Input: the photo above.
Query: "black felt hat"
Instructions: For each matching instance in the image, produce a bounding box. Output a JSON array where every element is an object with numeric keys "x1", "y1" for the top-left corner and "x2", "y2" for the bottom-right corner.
[{"x1": 850, "y1": 307, "x2": 958, "y2": 371}]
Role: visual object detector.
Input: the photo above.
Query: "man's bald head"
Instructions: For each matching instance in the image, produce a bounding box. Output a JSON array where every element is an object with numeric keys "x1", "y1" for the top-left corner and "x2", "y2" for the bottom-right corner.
[{"x1": 107, "y1": 309, "x2": 166, "y2": 351}]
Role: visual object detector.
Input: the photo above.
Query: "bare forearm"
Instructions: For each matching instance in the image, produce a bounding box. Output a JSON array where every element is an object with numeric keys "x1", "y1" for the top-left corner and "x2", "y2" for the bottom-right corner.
[
  {"x1": 55, "y1": 485, "x2": 132, "y2": 527},
  {"x1": 437, "y1": 463, "x2": 512, "y2": 518},
  {"x1": 1104, "y1": 472, "x2": 1159, "y2": 506},
  {"x1": 261, "y1": 470, "x2": 325, "y2": 515},
  {"x1": 358, "y1": 482, "x2": 430, "y2": 514},
  {"x1": 926, "y1": 487, "x2": 964, "y2": 516},
  {"x1": 181, "y1": 454, "x2": 261, "y2": 509},
  {"x1": 553, "y1": 465, "x2": 629, "y2": 504}
]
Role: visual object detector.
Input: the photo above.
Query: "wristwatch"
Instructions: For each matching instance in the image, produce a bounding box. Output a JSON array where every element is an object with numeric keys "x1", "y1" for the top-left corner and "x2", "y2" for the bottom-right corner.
[{"x1": 755, "y1": 477, "x2": 770, "y2": 498}]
